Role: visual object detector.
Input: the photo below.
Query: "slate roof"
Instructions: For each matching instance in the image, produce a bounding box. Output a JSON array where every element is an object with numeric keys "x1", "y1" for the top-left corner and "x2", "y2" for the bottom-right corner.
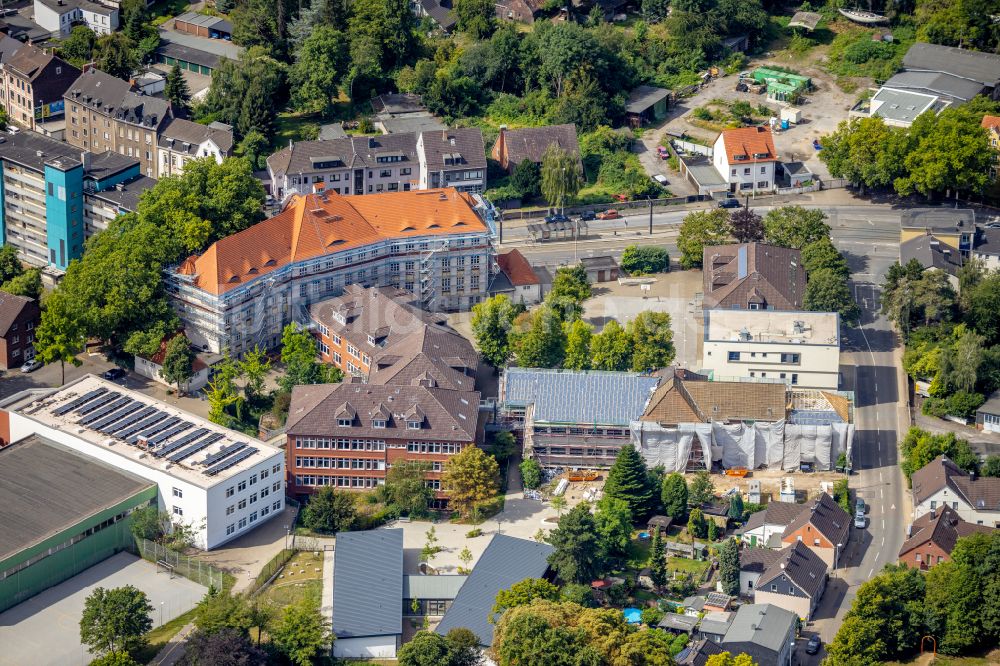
[
  {"x1": 286, "y1": 381, "x2": 479, "y2": 441},
  {"x1": 698, "y1": 610, "x2": 733, "y2": 636},
  {"x1": 418, "y1": 0, "x2": 457, "y2": 30},
  {"x1": 0, "y1": 291, "x2": 38, "y2": 337},
  {"x1": 88, "y1": 175, "x2": 156, "y2": 212},
  {"x1": 741, "y1": 501, "x2": 808, "y2": 533},
  {"x1": 625, "y1": 85, "x2": 670, "y2": 114},
  {"x1": 155, "y1": 40, "x2": 222, "y2": 69},
  {"x1": 495, "y1": 124, "x2": 580, "y2": 165},
  {"x1": 722, "y1": 603, "x2": 797, "y2": 656},
  {"x1": 267, "y1": 134, "x2": 419, "y2": 175},
  {"x1": 973, "y1": 227, "x2": 1000, "y2": 258},
  {"x1": 882, "y1": 70, "x2": 985, "y2": 102},
  {"x1": 371, "y1": 93, "x2": 427, "y2": 116},
  {"x1": 580, "y1": 255, "x2": 619, "y2": 271},
  {"x1": 782, "y1": 493, "x2": 850, "y2": 547},
  {"x1": 0, "y1": 434, "x2": 154, "y2": 562},
  {"x1": 898, "y1": 504, "x2": 995, "y2": 560},
  {"x1": 703, "y1": 243, "x2": 805, "y2": 311},
  {"x1": 435, "y1": 534, "x2": 554, "y2": 646},
  {"x1": 174, "y1": 189, "x2": 487, "y2": 295},
  {"x1": 980, "y1": 389, "x2": 1000, "y2": 416},
  {"x1": 900, "y1": 208, "x2": 976, "y2": 232},
  {"x1": 497, "y1": 249, "x2": 540, "y2": 286},
  {"x1": 36, "y1": 0, "x2": 115, "y2": 15},
  {"x1": 903, "y1": 43, "x2": 1000, "y2": 88},
  {"x1": 158, "y1": 117, "x2": 234, "y2": 155},
  {"x1": 174, "y1": 11, "x2": 231, "y2": 31},
  {"x1": 739, "y1": 545, "x2": 784, "y2": 574},
  {"x1": 501, "y1": 367, "x2": 661, "y2": 426},
  {"x1": 658, "y1": 613, "x2": 699, "y2": 632},
  {"x1": 157, "y1": 27, "x2": 243, "y2": 61},
  {"x1": 331, "y1": 529, "x2": 403, "y2": 639},
  {"x1": 403, "y1": 574, "x2": 467, "y2": 599},
  {"x1": 419, "y1": 127, "x2": 487, "y2": 170},
  {"x1": 642, "y1": 372, "x2": 787, "y2": 425},
  {"x1": 900, "y1": 234, "x2": 963, "y2": 276},
  {"x1": 757, "y1": 541, "x2": 828, "y2": 598},
  {"x1": 911, "y1": 455, "x2": 1000, "y2": 513},
  {"x1": 719, "y1": 126, "x2": 777, "y2": 164},
  {"x1": 0, "y1": 35, "x2": 79, "y2": 103},
  {"x1": 378, "y1": 115, "x2": 447, "y2": 135},
  {"x1": 65, "y1": 69, "x2": 171, "y2": 131}
]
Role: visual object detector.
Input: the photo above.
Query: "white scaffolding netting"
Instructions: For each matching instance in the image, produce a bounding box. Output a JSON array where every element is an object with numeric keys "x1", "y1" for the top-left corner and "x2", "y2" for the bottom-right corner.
[{"x1": 630, "y1": 422, "x2": 713, "y2": 473}]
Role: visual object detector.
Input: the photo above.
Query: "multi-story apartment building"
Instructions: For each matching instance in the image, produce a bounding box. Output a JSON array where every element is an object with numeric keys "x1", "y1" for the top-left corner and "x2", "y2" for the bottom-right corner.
[
  {"x1": 308, "y1": 284, "x2": 478, "y2": 385},
  {"x1": 266, "y1": 128, "x2": 486, "y2": 202},
  {"x1": 0, "y1": 130, "x2": 152, "y2": 275},
  {"x1": 64, "y1": 68, "x2": 172, "y2": 178},
  {"x1": 165, "y1": 189, "x2": 495, "y2": 356},
  {"x1": 157, "y1": 117, "x2": 234, "y2": 178},
  {"x1": 284, "y1": 379, "x2": 479, "y2": 506},
  {"x1": 33, "y1": 0, "x2": 119, "y2": 38},
  {"x1": 0, "y1": 36, "x2": 80, "y2": 131},
  {"x1": 1, "y1": 374, "x2": 286, "y2": 550}
]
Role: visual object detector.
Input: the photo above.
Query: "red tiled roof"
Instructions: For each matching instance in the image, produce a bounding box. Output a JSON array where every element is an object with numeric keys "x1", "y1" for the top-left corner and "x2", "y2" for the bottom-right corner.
[
  {"x1": 982, "y1": 115, "x2": 1000, "y2": 131},
  {"x1": 497, "y1": 249, "x2": 540, "y2": 286},
  {"x1": 176, "y1": 189, "x2": 487, "y2": 295},
  {"x1": 144, "y1": 334, "x2": 208, "y2": 372},
  {"x1": 720, "y1": 126, "x2": 777, "y2": 164}
]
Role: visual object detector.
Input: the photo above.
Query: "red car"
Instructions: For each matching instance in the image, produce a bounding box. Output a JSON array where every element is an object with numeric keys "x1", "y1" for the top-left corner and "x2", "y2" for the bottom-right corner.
[{"x1": 596, "y1": 209, "x2": 620, "y2": 220}]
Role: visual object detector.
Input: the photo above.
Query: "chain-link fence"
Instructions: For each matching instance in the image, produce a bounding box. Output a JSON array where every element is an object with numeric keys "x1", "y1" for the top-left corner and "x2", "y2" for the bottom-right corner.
[
  {"x1": 132, "y1": 538, "x2": 229, "y2": 591},
  {"x1": 246, "y1": 548, "x2": 295, "y2": 597}
]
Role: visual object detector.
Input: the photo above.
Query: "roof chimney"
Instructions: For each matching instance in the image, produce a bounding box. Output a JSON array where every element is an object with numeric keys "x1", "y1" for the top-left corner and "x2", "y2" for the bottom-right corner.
[{"x1": 930, "y1": 508, "x2": 936, "y2": 519}]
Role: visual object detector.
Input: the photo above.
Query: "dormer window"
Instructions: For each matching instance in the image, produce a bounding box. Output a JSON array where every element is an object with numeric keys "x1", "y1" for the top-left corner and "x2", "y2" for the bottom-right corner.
[
  {"x1": 372, "y1": 419, "x2": 387, "y2": 429},
  {"x1": 338, "y1": 418, "x2": 352, "y2": 427},
  {"x1": 368, "y1": 335, "x2": 376, "y2": 346},
  {"x1": 407, "y1": 420, "x2": 421, "y2": 430}
]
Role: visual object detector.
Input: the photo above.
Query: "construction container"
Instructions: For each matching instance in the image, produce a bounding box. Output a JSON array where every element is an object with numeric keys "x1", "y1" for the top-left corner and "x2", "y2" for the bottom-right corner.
[{"x1": 780, "y1": 107, "x2": 802, "y2": 124}]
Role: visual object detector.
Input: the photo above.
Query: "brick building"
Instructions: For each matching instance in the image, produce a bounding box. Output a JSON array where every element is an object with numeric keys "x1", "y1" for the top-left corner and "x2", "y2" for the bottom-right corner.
[
  {"x1": 0, "y1": 291, "x2": 39, "y2": 369},
  {"x1": 899, "y1": 504, "x2": 995, "y2": 569},
  {"x1": 0, "y1": 35, "x2": 79, "y2": 131},
  {"x1": 284, "y1": 380, "x2": 480, "y2": 505}
]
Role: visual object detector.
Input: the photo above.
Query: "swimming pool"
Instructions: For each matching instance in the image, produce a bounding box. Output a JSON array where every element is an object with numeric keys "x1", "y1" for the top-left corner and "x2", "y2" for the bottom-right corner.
[{"x1": 623, "y1": 607, "x2": 642, "y2": 623}]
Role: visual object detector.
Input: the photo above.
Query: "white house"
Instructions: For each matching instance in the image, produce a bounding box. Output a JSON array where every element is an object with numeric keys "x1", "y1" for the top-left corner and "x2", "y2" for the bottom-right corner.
[
  {"x1": 156, "y1": 118, "x2": 234, "y2": 178},
  {"x1": 911, "y1": 455, "x2": 1000, "y2": 527},
  {"x1": 739, "y1": 501, "x2": 806, "y2": 549},
  {"x1": 33, "y1": 0, "x2": 118, "y2": 38},
  {"x1": 134, "y1": 335, "x2": 217, "y2": 393},
  {"x1": 490, "y1": 249, "x2": 542, "y2": 305},
  {"x1": 1, "y1": 374, "x2": 286, "y2": 550},
  {"x1": 711, "y1": 126, "x2": 778, "y2": 194},
  {"x1": 701, "y1": 309, "x2": 841, "y2": 389}
]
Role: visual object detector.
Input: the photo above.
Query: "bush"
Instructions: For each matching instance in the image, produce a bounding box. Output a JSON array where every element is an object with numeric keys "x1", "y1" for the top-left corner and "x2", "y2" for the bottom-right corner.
[
  {"x1": 470, "y1": 495, "x2": 505, "y2": 522},
  {"x1": 466, "y1": 528, "x2": 483, "y2": 538},
  {"x1": 520, "y1": 458, "x2": 543, "y2": 489},
  {"x1": 843, "y1": 39, "x2": 895, "y2": 64},
  {"x1": 692, "y1": 107, "x2": 714, "y2": 121},
  {"x1": 833, "y1": 478, "x2": 850, "y2": 514},
  {"x1": 640, "y1": 607, "x2": 664, "y2": 626},
  {"x1": 923, "y1": 391, "x2": 985, "y2": 419},
  {"x1": 620, "y1": 245, "x2": 670, "y2": 275}
]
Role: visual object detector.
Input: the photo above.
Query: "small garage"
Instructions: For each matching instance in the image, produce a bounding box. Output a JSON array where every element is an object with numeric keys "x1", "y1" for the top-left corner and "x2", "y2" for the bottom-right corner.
[
  {"x1": 580, "y1": 256, "x2": 620, "y2": 283},
  {"x1": 625, "y1": 85, "x2": 671, "y2": 128}
]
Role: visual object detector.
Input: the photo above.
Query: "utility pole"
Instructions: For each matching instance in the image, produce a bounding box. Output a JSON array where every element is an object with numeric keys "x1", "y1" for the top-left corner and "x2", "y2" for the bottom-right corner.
[{"x1": 648, "y1": 197, "x2": 653, "y2": 235}]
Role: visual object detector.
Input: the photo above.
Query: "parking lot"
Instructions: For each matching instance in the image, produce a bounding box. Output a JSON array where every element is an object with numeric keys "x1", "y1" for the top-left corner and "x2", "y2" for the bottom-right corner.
[{"x1": 0, "y1": 552, "x2": 205, "y2": 666}]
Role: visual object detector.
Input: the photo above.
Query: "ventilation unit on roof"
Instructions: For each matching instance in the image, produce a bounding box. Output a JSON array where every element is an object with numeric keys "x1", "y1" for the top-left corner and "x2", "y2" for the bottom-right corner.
[{"x1": 738, "y1": 327, "x2": 752, "y2": 341}]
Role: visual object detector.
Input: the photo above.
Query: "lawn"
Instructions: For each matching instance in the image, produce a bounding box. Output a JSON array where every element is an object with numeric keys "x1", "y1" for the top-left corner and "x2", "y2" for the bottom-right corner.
[
  {"x1": 132, "y1": 606, "x2": 199, "y2": 664},
  {"x1": 258, "y1": 550, "x2": 325, "y2": 609},
  {"x1": 667, "y1": 556, "x2": 710, "y2": 578},
  {"x1": 148, "y1": 0, "x2": 189, "y2": 24},
  {"x1": 886, "y1": 652, "x2": 1000, "y2": 666}
]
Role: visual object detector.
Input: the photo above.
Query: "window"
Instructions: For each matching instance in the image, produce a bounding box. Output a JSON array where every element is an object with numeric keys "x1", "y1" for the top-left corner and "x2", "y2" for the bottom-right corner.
[
  {"x1": 261, "y1": 469, "x2": 269, "y2": 480},
  {"x1": 273, "y1": 463, "x2": 281, "y2": 474},
  {"x1": 761, "y1": 166, "x2": 767, "y2": 173},
  {"x1": 407, "y1": 420, "x2": 421, "y2": 430},
  {"x1": 238, "y1": 517, "x2": 247, "y2": 528},
  {"x1": 373, "y1": 419, "x2": 386, "y2": 428},
  {"x1": 238, "y1": 499, "x2": 247, "y2": 510},
  {"x1": 250, "y1": 474, "x2": 257, "y2": 486},
  {"x1": 728, "y1": 351, "x2": 740, "y2": 361},
  {"x1": 227, "y1": 524, "x2": 235, "y2": 535},
  {"x1": 172, "y1": 506, "x2": 183, "y2": 516},
  {"x1": 261, "y1": 487, "x2": 269, "y2": 498},
  {"x1": 813, "y1": 538, "x2": 820, "y2": 546},
  {"x1": 250, "y1": 493, "x2": 258, "y2": 504},
  {"x1": 757, "y1": 181, "x2": 769, "y2": 188},
  {"x1": 226, "y1": 505, "x2": 235, "y2": 515},
  {"x1": 791, "y1": 373, "x2": 799, "y2": 385},
  {"x1": 272, "y1": 481, "x2": 281, "y2": 492},
  {"x1": 238, "y1": 480, "x2": 247, "y2": 492},
  {"x1": 780, "y1": 353, "x2": 800, "y2": 364},
  {"x1": 273, "y1": 501, "x2": 281, "y2": 511},
  {"x1": 743, "y1": 168, "x2": 751, "y2": 175},
  {"x1": 338, "y1": 418, "x2": 351, "y2": 427},
  {"x1": 172, "y1": 487, "x2": 183, "y2": 498},
  {"x1": 226, "y1": 486, "x2": 235, "y2": 497},
  {"x1": 930, "y1": 501, "x2": 937, "y2": 509},
  {"x1": 249, "y1": 511, "x2": 258, "y2": 523}
]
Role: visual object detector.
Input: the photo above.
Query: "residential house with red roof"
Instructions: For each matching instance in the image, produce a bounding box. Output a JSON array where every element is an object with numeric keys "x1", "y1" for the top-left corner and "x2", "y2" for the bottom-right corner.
[
  {"x1": 911, "y1": 455, "x2": 1000, "y2": 527},
  {"x1": 134, "y1": 333, "x2": 215, "y2": 392},
  {"x1": 711, "y1": 126, "x2": 778, "y2": 194},
  {"x1": 898, "y1": 504, "x2": 995, "y2": 569},
  {"x1": 490, "y1": 249, "x2": 542, "y2": 304}
]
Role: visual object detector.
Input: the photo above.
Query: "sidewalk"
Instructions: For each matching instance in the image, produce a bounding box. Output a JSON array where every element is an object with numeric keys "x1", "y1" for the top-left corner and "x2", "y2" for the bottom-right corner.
[
  {"x1": 321, "y1": 550, "x2": 334, "y2": 629},
  {"x1": 149, "y1": 623, "x2": 196, "y2": 666}
]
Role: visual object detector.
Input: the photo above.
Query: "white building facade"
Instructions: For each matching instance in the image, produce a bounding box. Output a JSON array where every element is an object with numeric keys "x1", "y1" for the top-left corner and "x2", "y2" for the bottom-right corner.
[
  {"x1": 1, "y1": 375, "x2": 285, "y2": 550},
  {"x1": 33, "y1": 0, "x2": 119, "y2": 38},
  {"x1": 712, "y1": 126, "x2": 778, "y2": 194}
]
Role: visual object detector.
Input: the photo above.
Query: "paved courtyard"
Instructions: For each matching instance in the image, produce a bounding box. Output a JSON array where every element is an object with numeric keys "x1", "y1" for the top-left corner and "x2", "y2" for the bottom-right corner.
[{"x1": 0, "y1": 552, "x2": 206, "y2": 666}]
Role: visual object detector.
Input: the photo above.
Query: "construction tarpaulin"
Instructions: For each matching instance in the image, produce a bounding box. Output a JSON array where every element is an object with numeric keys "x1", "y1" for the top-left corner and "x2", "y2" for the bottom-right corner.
[
  {"x1": 630, "y1": 422, "x2": 712, "y2": 473},
  {"x1": 714, "y1": 421, "x2": 785, "y2": 469}
]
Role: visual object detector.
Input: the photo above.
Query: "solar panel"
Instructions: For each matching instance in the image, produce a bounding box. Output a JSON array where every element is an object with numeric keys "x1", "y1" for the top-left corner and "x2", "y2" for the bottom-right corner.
[
  {"x1": 154, "y1": 428, "x2": 210, "y2": 457},
  {"x1": 128, "y1": 417, "x2": 180, "y2": 444},
  {"x1": 200, "y1": 442, "x2": 247, "y2": 467},
  {"x1": 149, "y1": 422, "x2": 193, "y2": 446},
  {"x1": 89, "y1": 401, "x2": 144, "y2": 432},
  {"x1": 75, "y1": 391, "x2": 122, "y2": 415},
  {"x1": 77, "y1": 397, "x2": 131, "y2": 425},
  {"x1": 117, "y1": 412, "x2": 170, "y2": 440},
  {"x1": 167, "y1": 433, "x2": 225, "y2": 463},
  {"x1": 204, "y1": 447, "x2": 257, "y2": 476},
  {"x1": 53, "y1": 388, "x2": 108, "y2": 415},
  {"x1": 104, "y1": 406, "x2": 157, "y2": 436}
]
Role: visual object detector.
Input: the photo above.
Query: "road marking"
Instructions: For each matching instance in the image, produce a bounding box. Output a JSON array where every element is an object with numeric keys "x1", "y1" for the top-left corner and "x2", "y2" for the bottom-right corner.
[
  {"x1": 882, "y1": 519, "x2": 885, "y2": 530},
  {"x1": 891, "y1": 504, "x2": 896, "y2": 510},
  {"x1": 880, "y1": 488, "x2": 884, "y2": 499},
  {"x1": 869, "y1": 567, "x2": 875, "y2": 577},
  {"x1": 879, "y1": 471, "x2": 883, "y2": 482}
]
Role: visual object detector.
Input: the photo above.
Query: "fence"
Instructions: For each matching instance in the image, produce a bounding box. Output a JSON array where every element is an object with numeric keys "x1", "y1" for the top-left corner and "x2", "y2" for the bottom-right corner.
[
  {"x1": 672, "y1": 139, "x2": 713, "y2": 157},
  {"x1": 245, "y1": 548, "x2": 295, "y2": 597},
  {"x1": 290, "y1": 534, "x2": 335, "y2": 552},
  {"x1": 132, "y1": 537, "x2": 229, "y2": 591}
]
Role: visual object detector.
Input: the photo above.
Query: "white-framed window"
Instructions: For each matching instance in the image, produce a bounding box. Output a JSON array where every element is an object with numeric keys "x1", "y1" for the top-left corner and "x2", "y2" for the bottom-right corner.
[
  {"x1": 272, "y1": 501, "x2": 281, "y2": 511},
  {"x1": 172, "y1": 487, "x2": 183, "y2": 498},
  {"x1": 172, "y1": 506, "x2": 183, "y2": 516},
  {"x1": 238, "y1": 517, "x2": 247, "y2": 528},
  {"x1": 238, "y1": 480, "x2": 247, "y2": 492},
  {"x1": 226, "y1": 486, "x2": 234, "y2": 497},
  {"x1": 249, "y1": 511, "x2": 258, "y2": 523},
  {"x1": 373, "y1": 419, "x2": 387, "y2": 428},
  {"x1": 226, "y1": 524, "x2": 235, "y2": 535},
  {"x1": 226, "y1": 505, "x2": 235, "y2": 515},
  {"x1": 238, "y1": 499, "x2": 247, "y2": 510},
  {"x1": 273, "y1": 463, "x2": 281, "y2": 474}
]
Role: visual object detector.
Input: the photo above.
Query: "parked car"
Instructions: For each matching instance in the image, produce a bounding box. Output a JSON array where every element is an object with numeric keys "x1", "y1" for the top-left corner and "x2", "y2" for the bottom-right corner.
[
  {"x1": 854, "y1": 514, "x2": 866, "y2": 529},
  {"x1": 102, "y1": 367, "x2": 127, "y2": 381},
  {"x1": 20, "y1": 358, "x2": 42, "y2": 373},
  {"x1": 806, "y1": 636, "x2": 822, "y2": 655},
  {"x1": 614, "y1": 193, "x2": 629, "y2": 202},
  {"x1": 544, "y1": 213, "x2": 570, "y2": 224},
  {"x1": 579, "y1": 210, "x2": 597, "y2": 221},
  {"x1": 855, "y1": 498, "x2": 866, "y2": 515},
  {"x1": 718, "y1": 198, "x2": 741, "y2": 209},
  {"x1": 652, "y1": 174, "x2": 669, "y2": 186},
  {"x1": 596, "y1": 209, "x2": 620, "y2": 220}
]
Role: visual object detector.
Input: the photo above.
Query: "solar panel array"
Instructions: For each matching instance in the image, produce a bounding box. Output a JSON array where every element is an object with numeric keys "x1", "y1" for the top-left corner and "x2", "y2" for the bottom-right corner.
[{"x1": 51, "y1": 385, "x2": 262, "y2": 477}]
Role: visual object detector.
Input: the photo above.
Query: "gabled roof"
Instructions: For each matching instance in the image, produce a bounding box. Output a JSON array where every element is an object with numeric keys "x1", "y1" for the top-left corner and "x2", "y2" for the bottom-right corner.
[
  {"x1": 65, "y1": 69, "x2": 171, "y2": 131},
  {"x1": 703, "y1": 243, "x2": 805, "y2": 311},
  {"x1": 900, "y1": 234, "x2": 963, "y2": 276},
  {"x1": 642, "y1": 372, "x2": 787, "y2": 425},
  {"x1": 740, "y1": 546, "x2": 784, "y2": 574},
  {"x1": 500, "y1": 367, "x2": 661, "y2": 426},
  {"x1": 158, "y1": 117, "x2": 233, "y2": 155},
  {"x1": 435, "y1": 534, "x2": 554, "y2": 646},
  {"x1": 898, "y1": 504, "x2": 995, "y2": 559},
  {"x1": 0, "y1": 291, "x2": 38, "y2": 337},
  {"x1": 911, "y1": 455, "x2": 1000, "y2": 512},
  {"x1": 756, "y1": 541, "x2": 828, "y2": 598},
  {"x1": 983, "y1": 115, "x2": 1000, "y2": 132},
  {"x1": 497, "y1": 249, "x2": 540, "y2": 286},
  {"x1": 418, "y1": 127, "x2": 487, "y2": 170},
  {"x1": 974, "y1": 228, "x2": 1000, "y2": 258},
  {"x1": 718, "y1": 126, "x2": 777, "y2": 165},
  {"x1": 625, "y1": 85, "x2": 670, "y2": 114},
  {"x1": 722, "y1": 603, "x2": 797, "y2": 655},
  {"x1": 902, "y1": 43, "x2": 1000, "y2": 88},
  {"x1": 332, "y1": 529, "x2": 403, "y2": 639},
  {"x1": 782, "y1": 493, "x2": 850, "y2": 547},
  {"x1": 741, "y1": 501, "x2": 808, "y2": 533},
  {"x1": 174, "y1": 189, "x2": 487, "y2": 295},
  {"x1": 496, "y1": 124, "x2": 580, "y2": 165}
]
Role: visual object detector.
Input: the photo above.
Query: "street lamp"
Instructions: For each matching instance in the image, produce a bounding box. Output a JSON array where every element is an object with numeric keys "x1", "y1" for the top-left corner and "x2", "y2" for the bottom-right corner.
[
  {"x1": 835, "y1": 542, "x2": 843, "y2": 571},
  {"x1": 788, "y1": 640, "x2": 796, "y2": 666},
  {"x1": 160, "y1": 601, "x2": 164, "y2": 626}
]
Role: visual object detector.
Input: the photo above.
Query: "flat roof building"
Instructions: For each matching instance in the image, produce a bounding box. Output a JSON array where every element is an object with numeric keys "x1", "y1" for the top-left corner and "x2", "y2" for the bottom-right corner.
[
  {"x1": 1, "y1": 375, "x2": 286, "y2": 550},
  {"x1": 0, "y1": 434, "x2": 157, "y2": 613}
]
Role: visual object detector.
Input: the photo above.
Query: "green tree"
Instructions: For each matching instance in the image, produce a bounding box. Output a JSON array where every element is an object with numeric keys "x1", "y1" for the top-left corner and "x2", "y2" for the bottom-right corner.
[
  {"x1": 193, "y1": 591, "x2": 255, "y2": 637},
  {"x1": 514, "y1": 305, "x2": 566, "y2": 368},
  {"x1": 458, "y1": 546, "x2": 473, "y2": 573},
  {"x1": 687, "y1": 508, "x2": 707, "y2": 539},
  {"x1": 397, "y1": 630, "x2": 453, "y2": 666},
  {"x1": 385, "y1": 460, "x2": 433, "y2": 517},
  {"x1": 179, "y1": 628, "x2": 268, "y2": 666},
  {"x1": 603, "y1": 444, "x2": 654, "y2": 520},
  {"x1": 728, "y1": 207, "x2": 764, "y2": 243},
  {"x1": 900, "y1": 427, "x2": 978, "y2": 480},
  {"x1": 129, "y1": 505, "x2": 169, "y2": 542},
  {"x1": 546, "y1": 265, "x2": 591, "y2": 321},
  {"x1": 688, "y1": 470, "x2": 715, "y2": 506},
  {"x1": 619, "y1": 245, "x2": 670, "y2": 275},
  {"x1": 718, "y1": 538, "x2": 740, "y2": 595},
  {"x1": 79, "y1": 586, "x2": 153, "y2": 655},
  {"x1": 982, "y1": 455, "x2": 1000, "y2": 477},
  {"x1": 677, "y1": 209, "x2": 731, "y2": 268},
  {"x1": 290, "y1": 27, "x2": 350, "y2": 114},
  {"x1": 34, "y1": 292, "x2": 84, "y2": 386},
  {"x1": 627, "y1": 311, "x2": 675, "y2": 372},
  {"x1": 511, "y1": 159, "x2": 541, "y2": 198},
  {"x1": 641, "y1": 0, "x2": 671, "y2": 22},
  {"x1": 0, "y1": 245, "x2": 23, "y2": 284},
  {"x1": 705, "y1": 653, "x2": 757, "y2": 666},
  {"x1": 161, "y1": 334, "x2": 195, "y2": 394},
  {"x1": 235, "y1": 130, "x2": 268, "y2": 170},
  {"x1": 520, "y1": 458, "x2": 543, "y2": 489},
  {"x1": 95, "y1": 33, "x2": 139, "y2": 80},
  {"x1": 270, "y1": 595, "x2": 332, "y2": 666},
  {"x1": 728, "y1": 494, "x2": 744, "y2": 521},
  {"x1": 661, "y1": 472, "x2": 689, "y2": 522},
  {"x1": 471, "y1": 294, "x2": 517, "y2": 368},
  {"x1": 593, "y1": 495, "x2": 633, "y2": 562},
  {"x1": 590, "y1": 319, "x2": 632, "y2": 371},
  {"x1": 801, "y1": 237, "x2": 849, "y2": 279},
  {"x1": 547, "y1": 503, "x2": 605, "y2": 584},
  {"x1": 707, "y1": 519, "x2": 720, "y2": 541},
  {"x1": 201, "y1": 47, "x2": 287, "y2": 138},
  {"x1": 820, "y1": 117, "x2": 907, "y2": 192},
  {"x1": 763, "y1": 206, "x2": 831, "y2": 249},
  {"x1": 965, "y1": 273, "x2": 1000, "y2": 346},
  {"x1": 444, "y1": 627, "x2": 481, "y2": 666},
  {"x1": 90, "y1": 652, "x2": 141, "y2": 666},
  {"x1": 348, "y1": 0, "x2": 415, "y2": 72},
  {"x1": 59, "y1": 26, "x2": 97, "y2": 66},
  {"x1": 165, "y1": 64, "x2": 191, "y2": 113},
  {"x1": 238, "y1": 345, "x2": 271, "y2": 403},
  {"x1": 492, "y1": 578, "x2": 561, "y2": 619},
  {"x1": 804, "y1": 268, "x2": 861, "y2": 326},
  {"x1": 442, "y1": 445, "x2": 500, "y2": 519},
  {"x1": 896, "y1": 107, "x2": 995, "y2": 198},
  {"x1": 540, "y1": 144, "x2": 582, "y2": 213},
  {"x1": 455, "y1": 0, "x2": 496, "y2": 39},
  {"x1": 1, "y1": 267, "x2": 42, "y2": 300},
  {"x1": 279, "y1": 323, "x2": 342, "y2": 391},
  {"x1": 563, "y1": 319, "x2": 593, "y2": 370},
  {"x1": 649, "y1": 530, "x2": 668, "y2": 588},
  {"x1": 301, "y1": 486, "x2": 356, "y2": 533}
]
